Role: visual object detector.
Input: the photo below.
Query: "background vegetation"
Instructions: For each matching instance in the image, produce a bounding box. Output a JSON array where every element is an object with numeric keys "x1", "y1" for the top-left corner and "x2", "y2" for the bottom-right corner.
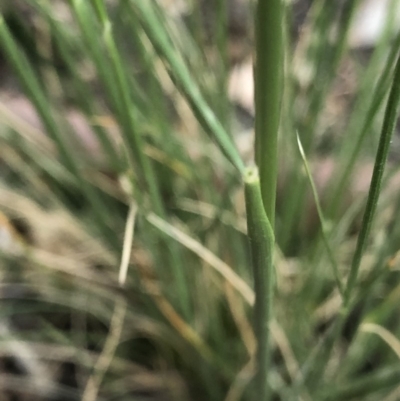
[{"x1": 0, "y1": 0, "x2": 400, "y2": 400}]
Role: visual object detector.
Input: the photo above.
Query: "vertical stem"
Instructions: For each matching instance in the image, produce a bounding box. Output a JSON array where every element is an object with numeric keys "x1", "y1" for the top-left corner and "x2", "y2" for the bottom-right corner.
[
  {"x1": 251, "y1": 0, "x2": 283, "y2": 396},
  {"x1": 254, "y1": 0, "x2": 284, "y2": 227},
  {"x1": 244, "y1": 167, "x2": 275, "y2": 400}
]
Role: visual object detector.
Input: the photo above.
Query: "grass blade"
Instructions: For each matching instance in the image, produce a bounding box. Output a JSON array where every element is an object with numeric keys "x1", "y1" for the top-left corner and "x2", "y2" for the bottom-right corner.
[
  {"x1": 130, "y1": 1, "x2": 244, "y2": 173},
  {"x1": 344, "y1": 44, "x2": 400, "y2": 305},
  {"x1": 0, "y1": 15, "x2": 117, "y2": 246},
  {"x1": 296, "y1": 133, "x2": 344, "y2": 297}
]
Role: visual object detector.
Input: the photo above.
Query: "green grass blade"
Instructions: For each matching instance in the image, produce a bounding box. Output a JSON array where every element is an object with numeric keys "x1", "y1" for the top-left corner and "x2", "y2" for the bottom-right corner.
[
  {"x1": 45, "y1": 16, "x2": 122, "y2": 172},
  {"x1": 130, "y1": 1, "x2": 244, "y2": 173},
  {"x1": 296, "y1": 133, "x2": 344, "y2": 297},
  {"x1": 329, "y1": 32, "x2": 400, "y2": 218},
  {"x1": 0, "y1": 15, "x2": 117, "y2": 246},
  {"x1": 320, "y1": 364, "x2": 400, "y2": 401},
  {"x1": 71, "y1": 0, "x2": 163, "y2": 214},
  {"x1": 344, "y1": 44, "x2": 400, "y2": 305}
]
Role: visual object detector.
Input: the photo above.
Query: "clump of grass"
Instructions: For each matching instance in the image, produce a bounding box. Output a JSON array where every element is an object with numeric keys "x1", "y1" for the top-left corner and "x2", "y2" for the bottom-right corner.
[{"x1": 1, "y1": 1, "x2": 400, "y2": 401}]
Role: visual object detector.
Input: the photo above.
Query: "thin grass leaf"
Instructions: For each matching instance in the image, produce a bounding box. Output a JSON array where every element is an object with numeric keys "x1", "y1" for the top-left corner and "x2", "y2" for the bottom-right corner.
[
  {"x1": 118, "y1": 201, "x2": 138, "y2": 286},
  {"x1": 130, "y1": 1, "x2": 244, "y2": 173},
  {"x1": 81, "y1": 297, "x2": 127, "y2": 401},
  {"x1": 320, "y1": 364, "x2": 400, "y2": 401},
  {"x1": 360, "y1": 322, "x2": 400, "y2": 359},
  {"x1": 37, "y1": 6, "x2": 122, "y2": 172},
  {"x1": 301, "y1": 0, "x2": 361, "y2": 151},
  {"x1": 344, "y1": 44, "x2": 400, "y2": 305},
  {"x1": 0, "y1": 16, "x2": 75, "y2": 175},
  {"x1": 72, "y1": 0, "x2": 163, "y2": 213},
  {"x1": 296, "y1": 133, "x2": 344, "y2": 297},
  {"x1": 280, "y1": 0, "x2": 361, "y2": 250},
  {"x1": 300, "y1": 39, "x2": 400, "y2": 391},
  {"x1": 329, "y1": 31, "x2": 400, "y2": 218},
  {"x1": 0, "y1": 15, "x2": 118, "y2": 246},
  {"x1": 69, "y1": 0, "x2": 192, "y2": 318}
]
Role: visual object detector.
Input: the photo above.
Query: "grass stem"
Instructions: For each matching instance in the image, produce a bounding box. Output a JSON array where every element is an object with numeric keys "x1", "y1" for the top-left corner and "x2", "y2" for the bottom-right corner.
[
  {"x1": 244, "y1": 166, "x2": 275, "y2": 401},
  {"x1": 254, "y1": 0, "x2": 284, "y2": 228}
]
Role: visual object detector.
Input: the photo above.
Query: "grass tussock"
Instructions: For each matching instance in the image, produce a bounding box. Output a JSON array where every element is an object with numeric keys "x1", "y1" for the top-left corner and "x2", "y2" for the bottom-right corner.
[{"x1": 0, "y1": 1, "x2": 400, "y2": 400}]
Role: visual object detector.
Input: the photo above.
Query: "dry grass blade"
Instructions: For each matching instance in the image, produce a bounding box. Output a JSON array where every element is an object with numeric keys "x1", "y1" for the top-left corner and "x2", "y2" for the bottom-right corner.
[
  {"x1": 0, "y1": 341, "x2": 142, "y2": 371},
  {"x1": 224, "y1": 358, "x2": 255, "y2": 401},
  {"x1": 146, "y1": 212, "x2": 254, "y2": 305},
  {"x1": 24, "y1": 248, "x2": 117, "y2": 289},
  {"x1": 176, "y1": 198, "x2": 247, "y2": 234},
  {"x1": 137, "y1": 268, "x2": 217, "y2": 366},
  {"x1": 118, "y1": 201, "x2": 138, "y2": 286},
  {"x1": 81, "y1": 297, "x2": 127, "y2": 401},
  {"x1": 224, "y1": 282, "x2": 256, "y2": 356},
  {"x1": 81, "y1": 197, "x2": 138, "y2": 401},
  {"x1": 360, "y1": 322, "x2": 400, "y2": 358}
]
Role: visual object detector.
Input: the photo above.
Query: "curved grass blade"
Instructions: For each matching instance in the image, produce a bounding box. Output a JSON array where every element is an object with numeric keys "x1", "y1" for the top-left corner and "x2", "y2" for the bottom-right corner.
[{"x1": 146, "y1": 212, "x2": 254, "y2": 305}]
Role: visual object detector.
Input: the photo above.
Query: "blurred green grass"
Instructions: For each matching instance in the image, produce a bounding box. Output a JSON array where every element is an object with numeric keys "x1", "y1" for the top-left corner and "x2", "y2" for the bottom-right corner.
[{"x1": 0, "y1": 1, "x2": 400, "y2": 400}]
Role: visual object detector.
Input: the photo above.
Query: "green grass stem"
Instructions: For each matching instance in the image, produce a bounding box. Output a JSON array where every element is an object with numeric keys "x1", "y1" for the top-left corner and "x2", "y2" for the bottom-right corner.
[
  {"x1": 254, "y1": 0, "x2": 283, "y2": 228},
  {"x1": 244, "y1": 166, "x2": 275, "y2": 401}
]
